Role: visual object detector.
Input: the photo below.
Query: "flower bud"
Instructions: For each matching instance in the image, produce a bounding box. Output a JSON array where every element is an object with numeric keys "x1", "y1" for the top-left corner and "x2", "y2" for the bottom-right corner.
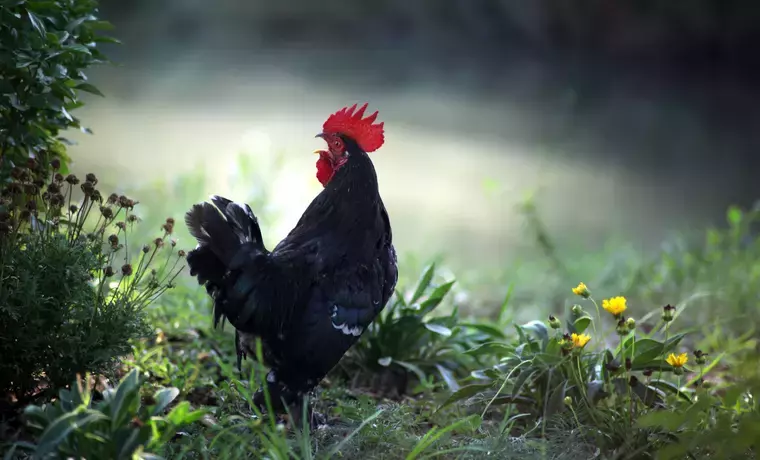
[
  {"x1": 662, "y1": 304, "x2": 675, "y2": 322},
  {"x1": 625, "y1": 317, "x2": 636, "y2": 331},
  {"x1": 571, "y1": 304, "x2": 583, "y2": 316},
  {"x1": 616, "y1": 319, "x2": 629, "y2": 336},
  {"x1": 563, "y1": 396, "x2": 572, "y2": 407},
  {"x1": 673, "y1": 366, "x2": 684, "y2": 376},
  {"x1": 548, "y1": 315, "x2": 561, "y2": 329}
]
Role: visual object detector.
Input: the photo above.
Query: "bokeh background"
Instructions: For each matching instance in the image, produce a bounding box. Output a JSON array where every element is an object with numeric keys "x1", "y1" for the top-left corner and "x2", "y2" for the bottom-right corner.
[{"x1": 65, "y1": 0, "x2": 760, "y2": 314}]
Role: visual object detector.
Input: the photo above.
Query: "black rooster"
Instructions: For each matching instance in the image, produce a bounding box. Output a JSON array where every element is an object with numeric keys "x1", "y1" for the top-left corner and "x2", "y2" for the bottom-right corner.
[{"x1": 184, "y1": 103, "x2": 397, "y2": 427}]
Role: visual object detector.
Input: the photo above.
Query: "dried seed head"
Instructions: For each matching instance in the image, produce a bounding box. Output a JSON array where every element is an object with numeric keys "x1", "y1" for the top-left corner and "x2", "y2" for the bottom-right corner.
[
  {"x1": 127, "y1": 214, "x2": 139, "y2": 223},
  {"x1": 104, "y1": 266, "x2": 114, "y2": 277},
  {"x1": 643, "y1": 369, "x2": 653, "y2": 377},
  {"x1": 108, "y1": 234, "x2": 119, "y2": 247},
  {"x1": 47, "y1": 182, "x2": 60, "y2": 194},
  {"x1": 91, "y1": 190, "x2": 103, "y2": 202},
  {"x1": 54, "y1": 173, "x2": 64, "y2": 183},
  {"x1": 118, "y1": 195, "x2": 129, "y2": 207},
  {"x1": 154, "y1": 238, "x2": 164, "y2": 248},
  {"x1": 50, "y1": 194, "x2": 63, "y2": 207},
  {"x1": 107, "y1": 193, "x2": 118, "y2": 204},
  {"x1": 115, "y1": 221, "x2": 126, "y2": 230},
  {"x1": 170, "y1": 239, "x2": 177, "y2": 247},
  {"x1": 142, "y1": 244, "x2": 150, "y2": 253},
  {"x1": 69, "y1": 204, "x2": 78, "y2": 214},
  {"x1": 85, "y1": 173, "x2": 98, "y2": 185},
  {"x1": 81, "y1": 181, "x2": 95, "y2": 196},
  {"x1": 178, "y1": 249, "x2": 186, "y2": 257},
  {"x1": 65, "y1": 174, "x2": 79, "y2": 185},
  {"x1": 24, "y1": 184, "x2": 38, "y2": 195},
  {"x1": 27, "y1": 158, "x2": 38, "y2": 171},
  {"x1": 121, "y1": 264, "x2": 133, "y2": 276},
  {"x1": 50, "y1": 158, "x2": 61, "y2": 170},
  {"x1": 162, "y1": 221, "x2": 174, "y2": 234},
  {"x1": 100, "y1": 206, "x2": 113, "y2": 219},
  {"x1": 166, "y1": 217, "x2": 175, "y2": 225}
]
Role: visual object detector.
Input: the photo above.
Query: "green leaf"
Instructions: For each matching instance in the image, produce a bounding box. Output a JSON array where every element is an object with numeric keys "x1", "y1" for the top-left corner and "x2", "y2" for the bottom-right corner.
[
  {"x1": 497, "y1": 282, "x2": 514, "y2": 324},
  {"x1": 437, "y1": 383, "x2": 493, "y2": 411},
  {"x1": 637, "y1": 409, "x2": 687, "y2": 431},
  {"x1": 544, "y1": 379, "x2": 568, "y2": 418},
  {"x1": 424, "y1": 322, "x2": 452, "y2": 337},
  {"x1": 520, "y1": 320, "x2": 549, "y2": 346},
  {"x1": 410, "y1": 263, "x2": 435, "y2": 304},
  {"x1": 395, "y1": 360, "x2": 427, "y2": 383},
  {"x1": 34, "y1": 410, "x2": 108, "y2": 457},
  {"x1": 573, "y1": 316, "x2": 592, "y2": 334},
  {"x1": 460, "y1": 322, "x2": 506, "y2": 339},
  {"x1": 75, "y1": 82, "x2": 104, "y2": 97},
  {"x1": 419, "y1": 280, "x2": 455, "y2": 314},
  {"x1": 149, "y1": 387, "x2": 179, "y2": 416},
  {"x1": 649, "y1": 379, "x2": 692, "y2": 403},
  {"x1": 27, "y1": 11, "x2": 47, "y2": 37},
  {"x1": 434, "y1": 364, "x2": 460, "y2": 392}
]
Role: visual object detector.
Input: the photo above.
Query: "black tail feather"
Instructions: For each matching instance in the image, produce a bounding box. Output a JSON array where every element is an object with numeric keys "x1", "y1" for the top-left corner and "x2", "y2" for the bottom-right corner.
[{"x1": 184, "y1": 196, "x2": 269, "y2": 329}]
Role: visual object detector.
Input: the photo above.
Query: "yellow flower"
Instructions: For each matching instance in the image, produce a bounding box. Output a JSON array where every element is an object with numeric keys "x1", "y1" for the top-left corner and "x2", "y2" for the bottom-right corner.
[
  {"x1": 572, "y1": 282, "x2": 590, "y2": 298},
  {"x1": 571, "y1": 333, "x2": 591, "y2": 348},
  {"x1": 602, "y1": 296, "x2": 627, "y2": 316},
  {"x1": 666, "y1": 352, "x2": 688, "y2": 368}
]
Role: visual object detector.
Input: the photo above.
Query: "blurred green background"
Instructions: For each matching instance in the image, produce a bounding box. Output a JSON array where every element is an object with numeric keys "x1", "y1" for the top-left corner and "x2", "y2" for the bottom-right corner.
[{"x1": 62, "y1": 0, "x2": 760, "y2": 316}]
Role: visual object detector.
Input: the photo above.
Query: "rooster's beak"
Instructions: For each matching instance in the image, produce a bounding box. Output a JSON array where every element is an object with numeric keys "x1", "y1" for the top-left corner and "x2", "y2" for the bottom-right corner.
[{"x1": 315, "y1": 133, "x2": 326, "y2": 140}]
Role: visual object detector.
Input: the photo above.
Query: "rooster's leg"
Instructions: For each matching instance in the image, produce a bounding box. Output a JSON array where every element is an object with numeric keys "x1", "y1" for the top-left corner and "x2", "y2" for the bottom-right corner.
[{"x1": 288, "y1": 395, "x2": 326, "y2": 430}]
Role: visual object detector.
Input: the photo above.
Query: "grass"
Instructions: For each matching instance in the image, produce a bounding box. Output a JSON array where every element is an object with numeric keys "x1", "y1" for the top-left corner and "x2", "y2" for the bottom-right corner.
[{"x1": 3, "y1": 155, "x2": 760, "y2": 459}]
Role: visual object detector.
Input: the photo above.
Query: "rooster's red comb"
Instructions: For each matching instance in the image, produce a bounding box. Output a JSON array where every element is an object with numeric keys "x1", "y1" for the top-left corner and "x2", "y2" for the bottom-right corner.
[{"x1": 322, "y1": 103, "x2": 385, "y2": 152}]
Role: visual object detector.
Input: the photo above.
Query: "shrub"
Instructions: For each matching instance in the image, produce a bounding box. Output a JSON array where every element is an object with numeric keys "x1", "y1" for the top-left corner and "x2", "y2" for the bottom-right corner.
[
  {"x1": 0, "y1": 0, "x2": 116, "y2": 181},
  {"x1": 0, "y1": 161, "x2": 185, "y2": 402},
  {"x1": 335, "y1": 264, "x2": 486, "y2": 396},
  {"x1": 5, "y1": 369, "x2": 205, "y2": 459}
]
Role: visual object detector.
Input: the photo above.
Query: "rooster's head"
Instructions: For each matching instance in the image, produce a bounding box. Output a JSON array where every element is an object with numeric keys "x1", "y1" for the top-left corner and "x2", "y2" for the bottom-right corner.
[{"x1": 314, "y1": 103, "x2": 385, "y2": 186}]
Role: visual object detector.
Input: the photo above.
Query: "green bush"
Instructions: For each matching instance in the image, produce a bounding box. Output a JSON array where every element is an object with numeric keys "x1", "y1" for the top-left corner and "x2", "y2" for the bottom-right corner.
[
  {"x1": 0, "y1": 0, "x2": 116, "y2": 181},
  {"x1": 0, "y1": 161, "x2": 185, "y2": 401},
  {"x1": 335, "y1": 264, "x2": 487, "y2": 396},
  {"x1": 5, "y1": 369, "x2": 205, "y2": 459}
]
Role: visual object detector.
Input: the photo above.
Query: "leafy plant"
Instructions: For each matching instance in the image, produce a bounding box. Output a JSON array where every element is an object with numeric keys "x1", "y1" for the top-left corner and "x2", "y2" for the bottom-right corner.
[
  {"x1": 335, "y1": 264, "x2": 482, "y2": 396},
  {"x1": 0, "y1": 161, "x2": 185, "y2": 401},
  {"x1": 5, "y1": 368, "x2": 205, "y2": 459},
  {"x1": 439, "y1": 283, "x2": 729, "y2": 456},
  {"x1": 0, "y1": 0, "x2": 117, "y2": 181}
]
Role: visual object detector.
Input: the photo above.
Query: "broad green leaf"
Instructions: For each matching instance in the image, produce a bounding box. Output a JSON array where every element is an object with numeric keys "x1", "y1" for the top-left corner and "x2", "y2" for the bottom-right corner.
[
  {"x1": 149, "y1": 387, "x2": 179, "y2": 417},
  {"x1": 34, "y1": 410, "x2": 108, "y2": 457},
  {"x1": 459, "y1": 322, "x2": 506, "y2": 339},
  {"x1": 424, "y1": 322, "x2": 452, "y2": 337},
  {"x1": 573, "y1": 316, "x2": 592, "y2": 334},
  {"x1": 520, "y1": 320, "x2": 549, "y2": 347}
]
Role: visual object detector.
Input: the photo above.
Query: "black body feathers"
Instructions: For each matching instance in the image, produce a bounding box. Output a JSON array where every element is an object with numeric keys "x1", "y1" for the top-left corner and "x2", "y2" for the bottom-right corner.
[{"x1": 185, "y1": 139, "x2": 397, "y2": 409}]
